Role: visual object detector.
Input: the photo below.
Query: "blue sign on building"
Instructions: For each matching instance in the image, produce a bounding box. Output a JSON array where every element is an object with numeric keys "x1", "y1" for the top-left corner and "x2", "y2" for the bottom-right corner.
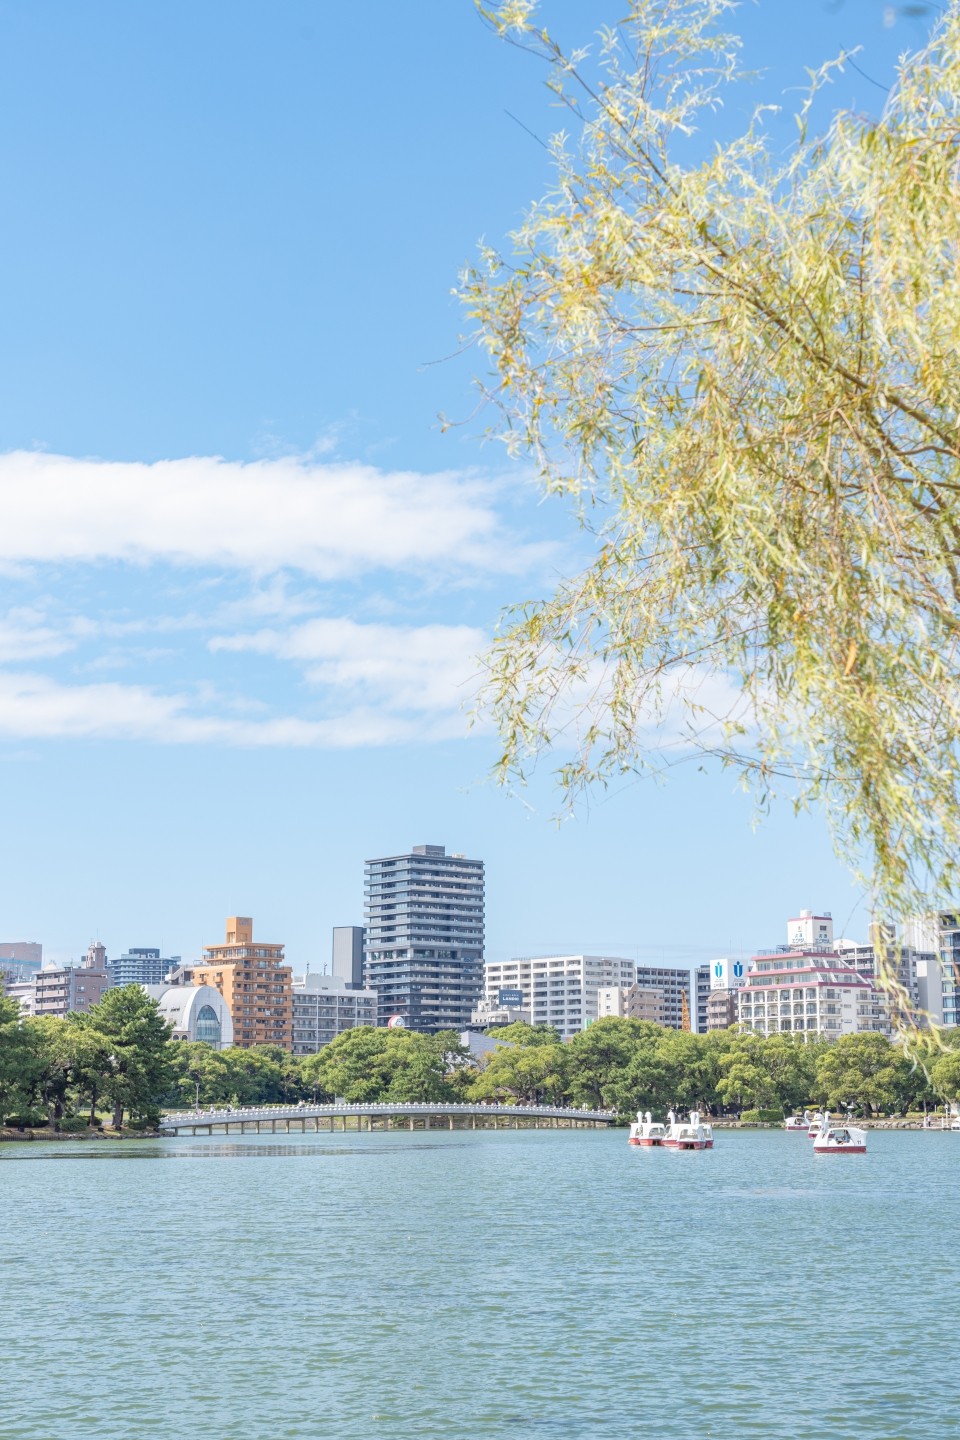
[{"x1": 498, "y1": 987, "x2": 524, "y2": 1008}]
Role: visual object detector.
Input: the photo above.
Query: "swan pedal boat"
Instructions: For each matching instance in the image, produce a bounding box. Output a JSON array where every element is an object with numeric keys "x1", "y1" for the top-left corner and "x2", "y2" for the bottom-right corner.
[
  {"x1": 628, "y1": 1111, "x2": 666, "y2": 1147},
  {"x1": 662, "y1": 1109, "x2": 714, "y2": 1150},
  {"x1": 812, "y1": 1119, "x2": 867, "y2": 1155}
]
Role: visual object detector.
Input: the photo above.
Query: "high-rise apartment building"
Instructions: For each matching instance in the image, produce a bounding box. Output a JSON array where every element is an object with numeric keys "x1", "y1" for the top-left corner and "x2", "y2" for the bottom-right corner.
[
  {"x1": 190, "y1": 916, "x2": 293, "y2": 1050},
  {"x1": 108, "y1": 947, "x2": 179, "y2": 988},
  {"x1": 364, "y1": 845, "x2": 484, "y2": 1032}
]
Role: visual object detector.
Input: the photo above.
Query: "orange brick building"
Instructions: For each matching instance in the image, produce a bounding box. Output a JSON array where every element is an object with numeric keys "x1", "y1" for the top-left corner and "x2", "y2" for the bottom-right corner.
[{"x1": 190, "y1": 916, "x2": 293, "y2": 1050}]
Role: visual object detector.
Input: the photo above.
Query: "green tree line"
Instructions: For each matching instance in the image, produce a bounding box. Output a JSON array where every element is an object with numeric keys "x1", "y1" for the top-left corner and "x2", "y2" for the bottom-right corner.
[{"x1": 5, "y1": 990, "x2": 960, "y2": 1130}]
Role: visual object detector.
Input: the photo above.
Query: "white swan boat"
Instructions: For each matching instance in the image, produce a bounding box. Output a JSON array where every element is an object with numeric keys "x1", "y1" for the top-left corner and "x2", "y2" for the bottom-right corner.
[
  {"x1": 663, "y1": 1109, "x2": 714, "y2": 1151},
  {"x1": 784, "y1": 1115, "x2": 808, "y2": 1131},
  {"x1": 807, "y1": 1111, "x2": 827, "y2": 1137},
  {"x1": 812, "y1": 1119, "x2": 867, "y2": 1155},
  {"x1": 628, "y1": 1110, "x2": 666, "y2": 1147}
]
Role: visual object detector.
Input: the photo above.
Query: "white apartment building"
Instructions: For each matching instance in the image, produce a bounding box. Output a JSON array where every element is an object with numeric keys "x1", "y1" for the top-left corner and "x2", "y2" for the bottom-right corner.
[
  {"x1": 737, "y1": 947, "x2": 891, "y2": 1039},
  {"x1": 484, "y1": 955, "x2": 637, "y2": 1041},
  {"x1": 291, "y1": 972, "x2": 378, "y2": 1056}
]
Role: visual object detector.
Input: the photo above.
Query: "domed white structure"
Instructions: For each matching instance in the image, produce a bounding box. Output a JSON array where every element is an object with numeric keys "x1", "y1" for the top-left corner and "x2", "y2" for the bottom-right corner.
[{"x1": 141, "y1": 983, "x2": 233, "y2": 1049}]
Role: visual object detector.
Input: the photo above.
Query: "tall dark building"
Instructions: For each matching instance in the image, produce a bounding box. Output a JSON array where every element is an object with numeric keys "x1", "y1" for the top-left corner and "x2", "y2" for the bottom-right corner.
[
  {"x1": 332, "y1": 926, "x2": 365, "y2": 990},
  {"x1": 363, "y1": 844, "x2": 484, "y2": 1032}
]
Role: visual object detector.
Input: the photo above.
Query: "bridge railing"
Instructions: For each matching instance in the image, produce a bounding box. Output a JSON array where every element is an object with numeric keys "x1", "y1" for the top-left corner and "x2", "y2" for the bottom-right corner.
[{"x1": 161, "y1": 1100, "x2": 617, "y2": 1123}]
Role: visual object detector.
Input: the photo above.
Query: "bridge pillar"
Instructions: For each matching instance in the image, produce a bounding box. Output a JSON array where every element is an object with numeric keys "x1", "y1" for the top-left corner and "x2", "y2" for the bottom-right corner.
[{"x1": 408, "y1": 1116, "x2": 414, "y2": 1131}]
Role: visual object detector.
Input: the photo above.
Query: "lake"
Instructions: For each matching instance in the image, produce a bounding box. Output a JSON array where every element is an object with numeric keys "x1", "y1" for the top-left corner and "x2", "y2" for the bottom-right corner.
[{"x1": 1, "y1": 1128, "x2": 953, "y2": 1439}]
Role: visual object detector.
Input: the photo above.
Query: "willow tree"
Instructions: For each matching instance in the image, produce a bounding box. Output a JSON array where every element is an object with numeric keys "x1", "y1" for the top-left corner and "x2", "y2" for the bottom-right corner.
[{"x1": 463, "y1": 0, "x2": 960, "y2": 1023}]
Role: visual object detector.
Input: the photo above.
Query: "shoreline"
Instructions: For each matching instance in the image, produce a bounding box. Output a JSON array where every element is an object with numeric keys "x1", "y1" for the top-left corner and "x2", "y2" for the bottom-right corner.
[{"x1": 1, "y1": 1127, "x2": 161, "y2": 1143}]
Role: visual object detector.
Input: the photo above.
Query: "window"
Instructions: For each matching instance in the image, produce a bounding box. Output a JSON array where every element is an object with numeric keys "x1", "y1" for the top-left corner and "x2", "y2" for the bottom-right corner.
[{"x1": 194, "y1": 1004, "x2": 222, "y2": 1047}]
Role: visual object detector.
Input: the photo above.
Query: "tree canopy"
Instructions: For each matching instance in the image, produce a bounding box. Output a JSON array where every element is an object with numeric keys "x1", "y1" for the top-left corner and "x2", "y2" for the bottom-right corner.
[
  {"x1": 464, "y1": 0, "x2": 960, "y2": 1015},
  {"x1": 0, "y1": 1009, "x2": 952, "y2": 1128}
]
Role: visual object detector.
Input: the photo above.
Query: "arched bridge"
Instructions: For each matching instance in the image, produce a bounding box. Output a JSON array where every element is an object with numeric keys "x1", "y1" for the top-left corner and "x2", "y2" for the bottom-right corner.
[{"x1": 160, "y1": 1101, "x2": 617, "y2": 1135}]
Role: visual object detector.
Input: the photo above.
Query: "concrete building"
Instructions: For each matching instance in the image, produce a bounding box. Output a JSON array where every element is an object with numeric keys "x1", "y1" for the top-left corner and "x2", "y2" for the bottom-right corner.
[
  {"x1": 2, "y1": 977, "x2": 36, "y2": 1015},
  {"x1": 835, "y1": 923, "x2": 925, "y2": 1015},
  {"x1": 468, "y1": 995, "x2": 531, "y2": 1029},
  {"x1": 916, "y1": 956, "x2": 945, "y2": 1026},
  {"x1": 597, "y1": 983, "x2": 665, "y2": 1025},
  {"x1": 364, "y1": 844, "x2": 484, "y2": 1032},
  {"x1": 142, "y1": 983, "x2": 233, "y2": 1048},
  {"x1": 483, "y1": 955, "x2": 637, "y2": 1041},
  {"x1": 705, "y1": 955, "x2": 749, "y2": 1032},
  {"x1": 693, "y1": 964, "x2": 711, "y2": 1034},
  {"x1": 290, "y1": 972, "x2": 377, "y2": 1055},
  {"x1": 332, "y1": 926, "x2": 365, "y2": 989},
  {"x1": 737, "y1": 945, "x2": 890, "y2": 1039},
  {"x1": 706, "y1": 989, "x2": 739, "y2": 1030},
  {"x1": 108, "y1": 947, "x2": 179, "y2": 988},
  {"x1": 787, "y1": 910, "x2": 836, "y2": 949},
  {"x1": 0, "y1": 941, "x2": 42, "y2": 979},
  {"x1": 903, "y1": 912, "x2": 960, "y2": 1027},
  {"x1": 634, "y1": 964, "x2": 694, "y2": 1031},
  {"x1": 189, "y1": 917, "x2": 293, "y2": 1050},
  {"x1": 33, "y1": 943, "x2": 110, "y2": 1018}
]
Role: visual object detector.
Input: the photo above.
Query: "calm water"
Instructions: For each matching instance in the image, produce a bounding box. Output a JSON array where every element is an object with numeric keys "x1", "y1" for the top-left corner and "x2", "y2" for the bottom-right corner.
[{"x1": 1, "y1": 1128, "x2": 955, "y2": 1440}]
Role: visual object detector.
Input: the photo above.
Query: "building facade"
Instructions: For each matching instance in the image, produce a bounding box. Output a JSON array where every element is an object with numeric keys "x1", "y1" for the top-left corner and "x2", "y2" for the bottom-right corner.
[
  {"x1": 483, "y1": 955, "x2": 637, "y2": 1041},
  {"x1": 364, "y1": 845, "x2": 484, "y2": 1032},
  {"x1": 142, "y1": 983, "x2": 233, "y2": 1048},
  {"x1": 835, "y1": 924, "x2": 926, "y2": 1016},
  {"x1": 290, "y1": 972, "x2": 378, "y2": 1055},
  {"x1": 705, "y1": 955, "x2": 749, "y2": 1032},
  {"x1": 2, "y1": 977, "x2": 36, "y2": 1015},
  {"x1": 706, "y1": 989, "x2": 739, "y2": 1030},
  {"x1": 787, "y1": 910, "x2": 836, "y2": 949},
  {"x1": 108, "y1": 947, "x2": 179, "y2": 988},
  {"x1": 736, "y1": 946, "x2": 891, "y2": 1039},
  {"x1": 597, "y1": 983, "x2": 666, "y2": 1025},
  {"x1": 190, "y1": 916, "x2": 293, "y2": 1050},
  {"x1": 332, "y1": 926, "x2": 365, "y2": 989},
  {"x1": 634, "y1": 964, "x2": 694, "y2": 1031},
  {"x1": 0, "y1": 941, "x2": 42, "y2": 977},
  {"x1": 33, "y1": 944, "x2": 110, "y2": 1018},
  {"x1": 693, "y1": 964, "x2": 711, "y2": 1034},
  {"x1": 468, "y1": 995, "x2": 531, "y2": 1029},
  {"x1": 903, "y1": 912, "x2": 960, "y2": 1027}
]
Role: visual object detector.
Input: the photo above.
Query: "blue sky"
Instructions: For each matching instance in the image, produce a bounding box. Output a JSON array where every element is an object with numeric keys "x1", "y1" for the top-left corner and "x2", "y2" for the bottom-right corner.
[{"x1": 0, "y1": 0, "x2": 933, "y2": 966}]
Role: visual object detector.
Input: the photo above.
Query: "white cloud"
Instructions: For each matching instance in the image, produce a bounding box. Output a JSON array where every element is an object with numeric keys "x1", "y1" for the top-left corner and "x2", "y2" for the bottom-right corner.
[
  {"x1": 211, "y1": 617, "x2": 486, "y2": 715},
  {"x1": 0, "y1": 672, "x2": 471, "y2": 748},
  {"x1": 0, "y1": 609, "x2": 77, "y2": 662},
  {"x1": 0, "y1": 451, "x2": 542, "y2": 578}
]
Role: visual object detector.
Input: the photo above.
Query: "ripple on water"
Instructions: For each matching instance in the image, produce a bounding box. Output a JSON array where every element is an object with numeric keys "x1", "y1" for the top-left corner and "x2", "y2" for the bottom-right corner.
[{"x1": 0, "y1": 1128, "x2": 953, "y2": 1440}]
